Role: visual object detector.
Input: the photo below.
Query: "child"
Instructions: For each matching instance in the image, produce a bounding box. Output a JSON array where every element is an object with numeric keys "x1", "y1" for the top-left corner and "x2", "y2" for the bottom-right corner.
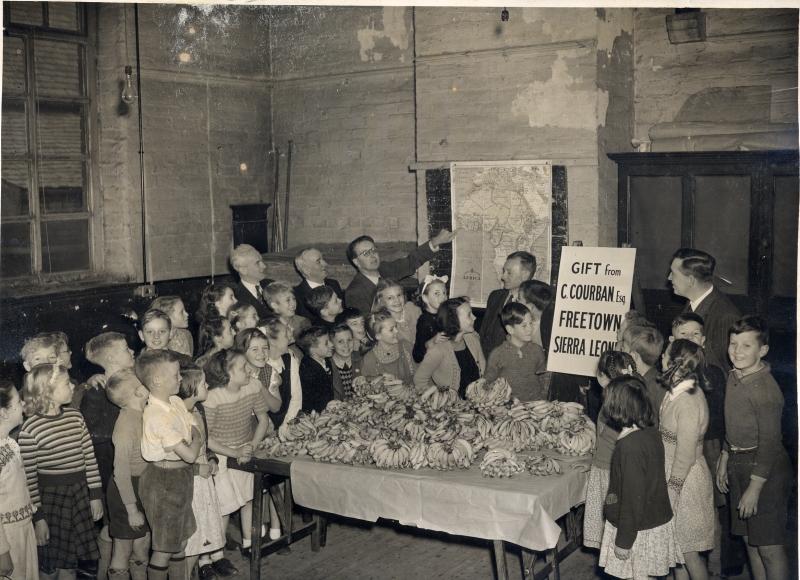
[
  {"x1": 619, "y1": 322, "x2": 664, "y2": 427},
  {"x1": 298, "y1": 327, "x2": 335, "y2": 414},
  {"x1": 307, "y1": 285, "x2": 343, "y2": 330},
  {"x1": 362, "y1": 308, "x2": 416, "y2": 385},
  {"x1": 717, "y1": 316, "x2": 791, "y2": 580},
  {"x1": 518, "y1": 279, "x2": 554, "y2": 347},
  {"x1": 20, "y1": 334, "x2": 58, "y2": 372},
  {"x1": 137, "y1": 308, "x2": 173, "y2": 352},
  {"x1": 0, "y1": 381, "x2": 38, "y2": 580},
  {"x1": 44, "y1": 332, "x2": 72, "y2": 371},
  {"x1": 19, "y1": 364, "x2": 104, "y2": 578},
  {"x1": 136, "y1": 349, "x2": 202, "y2": 580},
  {"x1": 262, "y1": 318, "x2": 303, "y2": 430},
  {"x1": 373, "y1": 279, "x2": 421, "y2": 346},
  {"x1": 264, "y1": 281, "x2": 311, "y2": 342},
  {"x1": 178, "y1": 366, "x2": 235, "y2": 579},
  {"x1": 150, "y1": 296, "x2": 194, "y2": 357},
  {"x1": 235, "y1": 328, "x2": 273, "y2": 394},
  {"x1": 227, "y1": 302, "x2": 259, "y2": 334},
  {"x1": 583, "y1": 350, "x2": 637, "y2": 550},
  {"x1": 104, "y1": 370, "x2": 151, "y2": 580},
  {"x1": 330, "y1": 324, "x2": 360, "y2": 400},
  {"x1": 412, "y1": 275, "x2": 448, "y2": 363},
  {"x1": 336, "y1": 308, "x2": 369, "y2": 359},
  {"x1": 483, "y1": 303, "x2": 547, "y2": 401},
  {"x1": 195, "y1": 317, "x2": 235, "y2": 368},
  {"x1": 196, "y1": 284, "x2": 237, "y2": 324},
  {"x1": 203, "y1": 350, "x2": 272, "y2": 556},
  {"x1": 598, "y1": 375, "x2": 682, "y2": 579},
  {"x1": 659, "y1": 339, "x2": 715, "y2": 579}
]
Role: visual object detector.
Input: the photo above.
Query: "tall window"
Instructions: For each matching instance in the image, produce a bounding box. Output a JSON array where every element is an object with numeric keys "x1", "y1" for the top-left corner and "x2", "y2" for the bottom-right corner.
[{"x1": 2, "y1": 2, "x2": 93, "y2": 279}]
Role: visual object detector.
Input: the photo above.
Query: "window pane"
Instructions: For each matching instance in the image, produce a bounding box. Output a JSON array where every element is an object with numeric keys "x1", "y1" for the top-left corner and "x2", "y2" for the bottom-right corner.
[
  {"x1": 48, "y1": 2, "x2": 79, "y2": 31},
  {"x1": 39, "y1": 160, "x2": 85, "y2": 213},
  {"x1": 9, "y1": 2, "x2": 44, "y2": 26},
  {"x1": 37, "y1": 101, "x2": 83, "y2": 157},
  {"x1": 629, "y1": 176, "x2": 682, "y2": 290},
  {"x1": 34, "y1": 40, "x2": 82, "y2": 97},
  {"x1": 694, "y1": 176, "x2": 750, "y2": 295},
  {"x1": 1, "y1": 221, "x2": 32, "y2": 277},
  {"x1": 2, "y1": 100, "x2": 28, "y2": 156},
  {"x1": 772, "y1": 176, "x2": 798, "y2": 298},
  {"x1": 1, "y1": 161, "x2": 31, "y2": 217},
  {"x1": 40, "y1": 218, "x2": 90, "y2": 272},
  {"x1": 3, "y1": 37, "x2": 27, "y2": 94}
]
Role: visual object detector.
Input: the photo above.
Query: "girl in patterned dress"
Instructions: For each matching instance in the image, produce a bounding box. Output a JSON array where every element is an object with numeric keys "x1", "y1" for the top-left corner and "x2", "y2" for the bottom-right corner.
[
  {"x1": 659, "y1": 339, "x2": 715, "y2": 580},
  {"x1": 0, "y1": 381, "x2": 38, "y2": 580},
  {"x1": 361, "y1": 308, "x2": 416, "y2": 385}
]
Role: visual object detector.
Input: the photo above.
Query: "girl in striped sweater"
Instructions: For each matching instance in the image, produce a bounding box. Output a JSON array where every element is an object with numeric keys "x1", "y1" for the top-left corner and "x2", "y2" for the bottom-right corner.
[{"x1": 19, "y1": 363, "x2": 104, "y2": 578}]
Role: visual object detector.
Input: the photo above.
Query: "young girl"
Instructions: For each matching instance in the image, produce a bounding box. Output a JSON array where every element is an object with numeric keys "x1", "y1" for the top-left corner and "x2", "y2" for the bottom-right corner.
[
  {"x1": 150, "y1": 296, "x2": 193, "y2": 357},
  {"x1": 583, "y1": 350, "x2": 637, "y2": 550},
  {"x1": 330, "y1": 324, "x2": 360, "y2": 400},
  {"x1": 0, "y1": 381, "x2": 38, "y2": 580},
  {"x1": 373, "y1": 279, "x2": 421, "y2": 346},
  {"x1": 196, "y1": 284, "x2": 237, "y2": 324},
  {"x1": 195, "y1": 317, "x2": 235, "y2": 368},
  {"x1": 228, "y1": 303, "x2": 259, "y2": 335},
  {"x1": 235, "y1": 328, "x2": 273, "y2": 393},
  {"x1": 178, "y1": 366, "x2": 232, "y2": 579},
  {"x1": 336, "y1": 308, "x2": 369, "y2": 360},
  {"x1": 599, "y1": 375, "x2": 682, "y2": 579},
  {"x1": 264, "y1": 282, "x2": 311, "y2": 342},
  {"x1": 412, "y1": 275, "x2": 448, "y2": 364},
  {"x1": 361, "y1": 308, "x2": 416, "y2": 385},
  {"x1": 659, "y1": 339, "x2": 715, "y2": 580},
  {"x1": 19, "y1": 364, "x2": 104, "y2": 578},
  {"x1": 203, "y1": 350, "x2": 273, "y2": 557},
  {"x1": 262, "y1": 318, "x2": 303, "y2": 430}
]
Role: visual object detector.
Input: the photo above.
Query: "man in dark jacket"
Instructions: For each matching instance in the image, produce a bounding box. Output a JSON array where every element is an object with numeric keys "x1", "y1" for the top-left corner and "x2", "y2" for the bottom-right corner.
[
  {"x1": 229, "y1": 244, "x2": 273, "y2": 319},
  {"x1": 293, "y1": 248, "x2": 344, "y2": 319}
]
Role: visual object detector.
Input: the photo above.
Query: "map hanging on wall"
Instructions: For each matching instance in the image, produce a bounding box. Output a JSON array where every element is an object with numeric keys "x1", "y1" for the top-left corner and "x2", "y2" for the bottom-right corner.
[{"x1": 450, "y1": 160, "x2": 552, "y2": 307}]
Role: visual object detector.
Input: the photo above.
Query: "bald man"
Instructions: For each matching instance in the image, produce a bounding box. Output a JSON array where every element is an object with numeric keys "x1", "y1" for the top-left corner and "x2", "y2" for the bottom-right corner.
[
  {"x1": 293, "y1": 248, "x2": 344, "y2": 320},
  {"x1": 229, "y1": 244, "x2": 273, "y2": 319}
]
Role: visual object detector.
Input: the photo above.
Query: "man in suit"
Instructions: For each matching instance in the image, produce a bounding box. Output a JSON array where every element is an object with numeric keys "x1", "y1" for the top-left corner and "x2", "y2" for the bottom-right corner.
[
  {"x1": 293, "y1": 248, "x2": 344, "y2": 319},
  {"x1": 229, "y1": 244, "x2": 273, "y2": 319},
  {"x1": 344, "y1": 230, "x2": 456, "y2": 316},
  {"x1": 479, "y1": 251, "x2": 536, "y2": 356},
  {"x1": 668, "y1": 248, "x2": 741, "y2": 372}
]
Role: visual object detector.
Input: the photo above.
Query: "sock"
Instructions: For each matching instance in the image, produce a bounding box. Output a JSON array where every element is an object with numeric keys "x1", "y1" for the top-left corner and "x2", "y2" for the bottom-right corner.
[
  {"x1": 198, "y1": 555, "x2": 212, "y2": 567},
  {"x1": 241, "y1": 538, "x2": 252, "y2": 549},
  {"x1": 128, "y1": 560, "x2": 147, "y2": 580},
  {"x1": 108, "y1": 568, "x2": 130, "y2": 578},
  {"x1": 209, "y1": 549, "x2": 225, "y2": 563},
  {"x1": 269, "y1": 527, "x2": 281, "y2": 540},
  {"x1": 146, "y1": 564, "x2": 168, "y2": 580},
  {"x1": 168, "y1": 556, "x2": 186, "y2": 580}
]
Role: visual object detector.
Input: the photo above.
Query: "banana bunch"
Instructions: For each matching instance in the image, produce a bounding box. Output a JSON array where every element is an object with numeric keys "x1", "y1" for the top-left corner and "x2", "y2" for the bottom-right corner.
[
  {"x1": 387, "y1": 403, "x2": 427, "y2": 431},
  {"x1": 306, "y1": 437, "x2": 345, "y2": 463},
  {"x1": 409, "y1": 442, "x2": 429, "y2": 470},
  {"x1": 525, "y1": 400, "x2": 556, "y2": 419},
  {"x1": 427, "y1": 439, "x2": 474, "y2": 470},
  {"x1": 371, "y1": 438, "x2": 412, "y2": 469},
  {"x1": 403, "y1": 418, "x2": 428, "y2": 442},
  {"x1": 465, "y1": 377, "x2": 513, "y2": 408},
  {"x1": 420, "y1": 385, "x2": 459, "y2": 410},
  {"x1": 556, "y1": 416, "x2": 596, "y2": 456},
  {"x1": 425, "y1": 418, "x2": 459, "y2": 443},
  {"x1": 524, "y1": 454, "x2": 562, "y2": 476},
  {"x1": 480, "y1": 447, "x2": 524, "y2": 478},
  {"x1": 278, "y1": 415, "x2": 317, "y2": 442},
  {"x1": 491, "y1": 415, "x2": 537, "y2": 452}
]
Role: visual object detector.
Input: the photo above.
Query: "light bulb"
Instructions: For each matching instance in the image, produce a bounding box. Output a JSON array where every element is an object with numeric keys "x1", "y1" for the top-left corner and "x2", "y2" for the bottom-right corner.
[{"x1": 121, "y1": 65, "x2": 136, "y2": 104}]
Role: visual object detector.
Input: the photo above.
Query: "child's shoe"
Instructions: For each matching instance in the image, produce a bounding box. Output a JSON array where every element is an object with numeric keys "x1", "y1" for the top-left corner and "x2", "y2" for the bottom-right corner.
[
  {"x1": 199, "y1": 564, "x2": 219, "y2": 580},
  {"x1": 211, "y1": 558, "x2": 238, "y2": 577}
]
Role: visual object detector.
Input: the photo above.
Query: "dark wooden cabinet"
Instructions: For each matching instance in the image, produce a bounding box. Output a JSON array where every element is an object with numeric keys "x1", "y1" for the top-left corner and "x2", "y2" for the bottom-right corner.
[{"x1": 609, "y1": 150, "x2": 798, "y2": 333}]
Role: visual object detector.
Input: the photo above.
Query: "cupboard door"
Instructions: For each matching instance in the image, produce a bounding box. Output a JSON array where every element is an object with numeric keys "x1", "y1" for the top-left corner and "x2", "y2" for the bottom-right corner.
[{"x1": 772, "y1": 175, "x2": 799, "y2": 299}]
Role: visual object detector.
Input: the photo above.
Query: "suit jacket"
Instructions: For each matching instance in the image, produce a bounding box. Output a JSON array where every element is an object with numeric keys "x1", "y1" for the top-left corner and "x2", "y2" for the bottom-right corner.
[
  {"x1": 479, "y1": 288, "x2": 510, "y2": 356},
  {"x1": 231, "y1": 278, "x2": 273, "y2": 320},
  {"x1": 344, "y1": 242, "x2": 435, "y2": 314},
  {"x1": 294, "y1": 277, "x2": 344, "y2": 320},
  {"x1": 684, "y1": 287, "x2": 741, "y2": 372},
  {"x1": 299, "y1": 356, "x2": 334, "y2": 414}
]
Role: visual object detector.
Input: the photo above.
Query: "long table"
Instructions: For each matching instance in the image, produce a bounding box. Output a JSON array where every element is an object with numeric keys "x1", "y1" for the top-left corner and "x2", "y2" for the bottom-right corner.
[{"x1": 236, "y1": 451, "x2": 590, "y2": 579}]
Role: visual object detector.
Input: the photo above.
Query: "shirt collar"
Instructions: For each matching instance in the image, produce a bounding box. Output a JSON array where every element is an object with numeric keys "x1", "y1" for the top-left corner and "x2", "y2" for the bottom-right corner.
[
  {"x1": 242, "y1": 280, "x2": 261, "y2": 298},
  {"x1": 666, "y1": 378, "x2": 695, "y2": 401},
  {"x1": 147, "y1": 394, "x2": 177, "y2": 411},
  {"x1": 306, "y1": 279, "x2": 325, "y2": 289},
  {"x1": 690, "y1": 286, "x2": 714, "y2": 312}
]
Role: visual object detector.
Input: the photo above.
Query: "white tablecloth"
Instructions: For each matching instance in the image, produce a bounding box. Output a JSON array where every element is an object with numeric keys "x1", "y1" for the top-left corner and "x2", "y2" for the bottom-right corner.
[{"x1": 290, "y1": 453, "x2": 589, "y2": 551}]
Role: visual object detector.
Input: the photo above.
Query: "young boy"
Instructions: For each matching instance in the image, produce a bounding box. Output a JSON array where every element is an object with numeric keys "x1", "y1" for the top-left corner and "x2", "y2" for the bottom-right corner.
[
  {"x1": 43, "y1": 331, "x2": 72, "y2": 370},
  {"x1": 330, "y1": 323, "x2": 360, "y2": 400},
  {"x1": 20, "y1": 333, "x2": 58, "y2": 372},
  {"x1": 297, "y1": 326, "x2": 335, "y2": 413},
  {"x1": 483, "y1": 303, "x2": 547, "y2": 401},
  {"x1": 264, "y1": 281, "x2": 311, "y2": 342},
  {"x1": 307, "y1": 286, "x2": 343, "y2": 331},
  {"x1": 135, "y1": 350, "x2": 202, "y2": 580},
  {"x1": 619, "y1": 322, "x2": 664, "y2": 426},
  {"x1": 717, "y1": 316, "x2": 791, "y2": 580},
  {"x1": 138, "y1": 309, "x2": 194, "y2": 365},
  {"x1": 105, "y1": 369, "x2": 151, "y2": 580},
  {"x1": 150, "y1": 296, "x2": 193, "y2": 357},
  {"x1": 336, "y1": 308, "x2": 369, "y2": 359}
]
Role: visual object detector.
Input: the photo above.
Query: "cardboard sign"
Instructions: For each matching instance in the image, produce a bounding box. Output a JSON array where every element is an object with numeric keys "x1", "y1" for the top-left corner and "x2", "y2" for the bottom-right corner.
[{"x1": 547, "y1": 246, "x2": 637, "y2": 377}]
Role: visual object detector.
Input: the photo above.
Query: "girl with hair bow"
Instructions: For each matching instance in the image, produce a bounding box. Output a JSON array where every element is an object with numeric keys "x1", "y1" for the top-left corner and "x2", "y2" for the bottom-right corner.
[{"x1": 412, "y1": 275, "x2": 449, "y2": 363}]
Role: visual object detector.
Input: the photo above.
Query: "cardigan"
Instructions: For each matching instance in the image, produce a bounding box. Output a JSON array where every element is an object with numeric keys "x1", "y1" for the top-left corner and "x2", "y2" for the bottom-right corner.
[
  {"x1": 299, "y1": 356, "x2": 334, "y2": 414},
  {"x1": 414, "y1": 332, "x2": 485, "y2": 391},
  {"x1": 483, "y1": 339, "x2": 547, "y2": 401},
  {"x1": 659, "y1": 380, "x2": 709, "y2": 486}
]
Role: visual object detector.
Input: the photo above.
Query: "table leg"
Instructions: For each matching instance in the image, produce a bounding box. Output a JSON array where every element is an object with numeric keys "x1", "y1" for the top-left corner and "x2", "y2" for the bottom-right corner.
[
  {"x1": 284, "y1": 479, "x2": 294, "y2": 541},
  {"x1": 493, "y1": 540, "x2": 509, "y2": 580},
  {"x1": 250, "y1": 472, "x2": 264, "y2": 580},
  {"x1": 269, "y1": 483, "x2": 289, "y2": 531},
  {"x1": 547, "y1": 547, "x2": 560, "y2": 580}
]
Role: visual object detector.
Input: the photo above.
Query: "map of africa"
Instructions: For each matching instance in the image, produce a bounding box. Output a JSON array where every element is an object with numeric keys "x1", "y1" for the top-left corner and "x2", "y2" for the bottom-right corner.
[{"x1": 450, "y1": 161, "x2": 552, "y2": 307}]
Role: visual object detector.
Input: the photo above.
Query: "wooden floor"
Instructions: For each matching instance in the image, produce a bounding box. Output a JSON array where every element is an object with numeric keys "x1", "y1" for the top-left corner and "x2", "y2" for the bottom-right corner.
[{"x1": 220, "y1": 514, "x2": 758, "y2": 580}]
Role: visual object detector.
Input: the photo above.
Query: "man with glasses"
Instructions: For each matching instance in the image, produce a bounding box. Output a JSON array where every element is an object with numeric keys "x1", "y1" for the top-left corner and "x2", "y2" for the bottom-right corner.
[{"x1": 344, "y1": 230, "x2": 456, "y2": 315}]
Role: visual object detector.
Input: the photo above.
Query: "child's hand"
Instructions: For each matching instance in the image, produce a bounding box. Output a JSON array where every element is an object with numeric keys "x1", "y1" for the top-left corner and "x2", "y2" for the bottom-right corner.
[
  {"x1": 738, "y1": 480, "x2": 764, "y2": 519},
  {"x1": 126, "y1": 507, "x2": 146, "y2": 530},
  {"x1": 237, "y1": 444, "x2": 254, "y2": 464},
  {"x1": 209, "y1": 459, "x2": 219, "y2": 476},
  {"x1": 715, "y1": 456, "x2": 729, "y2": 493},
  {"x1": 0, "y1": 551, "x2": 14, "y2": 577},
  {"x1": 35, "y1": 519, "x2": 50, "y2": 545},
  {"x1": 197, "y1": 463, "x2": 212, "y2": 478},
  {"x1": 613, "y1": 545, "x2": 630, "y2": 560},
  {"x1": 90, "y1": 499, "x2": 104, "y2": 521},
  {"x1": 426, "y1": 333, "x2": 447, "y2": 350}
]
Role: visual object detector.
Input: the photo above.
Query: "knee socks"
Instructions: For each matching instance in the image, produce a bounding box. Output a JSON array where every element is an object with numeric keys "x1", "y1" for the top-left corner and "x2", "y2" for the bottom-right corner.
[
  {"x1": 168, "y1": 555, "x2": 186, "y2": 579},
  {"x1": 146, "y1": 563, "x2": 168, "y2": 580}
]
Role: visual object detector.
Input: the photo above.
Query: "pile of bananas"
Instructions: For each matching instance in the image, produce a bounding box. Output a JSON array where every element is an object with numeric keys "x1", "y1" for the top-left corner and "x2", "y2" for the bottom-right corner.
[
  {"x1": 426, "y1": 439, "x2": 475, "y2": 470},
  {"x1": 466, "y1": 377, "x2": 513, "y2": 408},
  {"x1": 479, "y1": 446, "x2": 524, "y2": 478},
  {"x1": 523, "y1": 454, "x2": 562, "y2": 476},
  {"x1": 370, "y1": 438, "x2": 412, "y2": 469},
  {"x1": 420, "y1": 384, "x2": 459, "y2": 410},
  {"x1": 491, "y1": 403, "x2": 538, "y2": 451}
]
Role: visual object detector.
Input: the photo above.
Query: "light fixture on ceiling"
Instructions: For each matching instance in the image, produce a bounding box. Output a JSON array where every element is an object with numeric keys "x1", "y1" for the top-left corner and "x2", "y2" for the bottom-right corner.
[{"x1": 121, "y1": 65, "x2": 136, "y2": 104}]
